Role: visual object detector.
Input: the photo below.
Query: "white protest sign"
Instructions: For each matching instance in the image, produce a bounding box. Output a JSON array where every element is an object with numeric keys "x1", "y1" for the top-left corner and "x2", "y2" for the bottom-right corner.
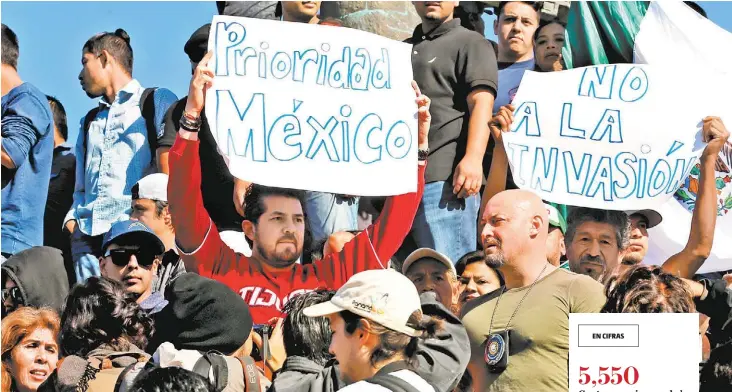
[
  {"x1": 502, "y1": 64, "x2": 720, "y2": 210},
  {"x1": 205, "y1": 16, "x2": 417, "y2": 196}
]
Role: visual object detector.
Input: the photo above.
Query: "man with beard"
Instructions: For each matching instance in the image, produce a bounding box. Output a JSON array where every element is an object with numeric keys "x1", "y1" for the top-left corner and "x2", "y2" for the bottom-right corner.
[
  {"x1": 168, "y1": 52, "x2": 431, "y2": 323},
  {"x1": 64, "y1": 28, "x2": 177, "y2": 282},
  {"x1": 462, "y1": 189, "x2": 604, "y2": 392}
]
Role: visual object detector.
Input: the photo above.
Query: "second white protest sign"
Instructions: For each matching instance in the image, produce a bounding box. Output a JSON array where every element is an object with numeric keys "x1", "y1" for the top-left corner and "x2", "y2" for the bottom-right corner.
[{"x1": 502, "y1": 63, "x2": 719, "y2": 211}]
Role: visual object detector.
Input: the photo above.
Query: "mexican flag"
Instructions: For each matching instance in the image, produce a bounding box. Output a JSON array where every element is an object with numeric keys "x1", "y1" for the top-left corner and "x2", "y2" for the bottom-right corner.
[{"x1": 564, "y1": 1, "x2": 732, "y2": 273}]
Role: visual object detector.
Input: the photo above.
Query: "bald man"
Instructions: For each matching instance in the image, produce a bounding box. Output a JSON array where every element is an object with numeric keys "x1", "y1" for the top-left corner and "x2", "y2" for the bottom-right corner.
[{"x1": 461, "y1": 189, "x2": 605, "y2": 392}]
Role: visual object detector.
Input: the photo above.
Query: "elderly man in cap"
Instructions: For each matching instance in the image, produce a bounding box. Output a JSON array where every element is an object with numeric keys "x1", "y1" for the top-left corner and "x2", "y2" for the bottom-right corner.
[
  {"x1": 131, "y1": 173, "x2": 185, "y2": 292},
  {"x1": 99, "y1": 219, "x2": 167, "y2": 313},
  {"x1": 403, "y1": 248, "x2": 460, "y2": 314}
]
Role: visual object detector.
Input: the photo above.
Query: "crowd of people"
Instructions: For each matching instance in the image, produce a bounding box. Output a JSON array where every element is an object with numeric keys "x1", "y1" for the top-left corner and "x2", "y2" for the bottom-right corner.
[{"x1": 2, "y1": 1, "x2": 731, "y2": 392}]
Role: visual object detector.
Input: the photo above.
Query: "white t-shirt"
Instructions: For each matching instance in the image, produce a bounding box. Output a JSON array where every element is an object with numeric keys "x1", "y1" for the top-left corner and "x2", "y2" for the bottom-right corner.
[{"x1": 339, "y1": 370, "x2": 435, "y2": 392}]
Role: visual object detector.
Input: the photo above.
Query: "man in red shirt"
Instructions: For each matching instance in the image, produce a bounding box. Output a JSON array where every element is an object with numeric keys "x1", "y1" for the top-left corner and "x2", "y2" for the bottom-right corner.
[{"x1": 168, "y1": 51, "x2": 431, "y2": 323}]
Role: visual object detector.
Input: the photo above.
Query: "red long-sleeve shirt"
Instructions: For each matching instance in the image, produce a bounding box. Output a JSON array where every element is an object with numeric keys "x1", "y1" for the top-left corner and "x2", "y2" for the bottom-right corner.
[{"x1": 168, "y1": 135, "x2": 425, "y2": 323}]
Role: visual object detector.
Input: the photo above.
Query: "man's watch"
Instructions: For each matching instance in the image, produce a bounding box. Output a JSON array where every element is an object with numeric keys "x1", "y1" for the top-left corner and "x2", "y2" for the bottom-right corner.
[{"x1": 418, "y1": 148, "x2": 429, "y2": 161}]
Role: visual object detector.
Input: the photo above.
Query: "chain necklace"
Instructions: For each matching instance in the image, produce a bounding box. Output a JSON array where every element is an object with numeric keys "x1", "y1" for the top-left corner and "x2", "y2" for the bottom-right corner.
[{"x1": 488, "y1": 263, "x2": 549, "y2": 336}]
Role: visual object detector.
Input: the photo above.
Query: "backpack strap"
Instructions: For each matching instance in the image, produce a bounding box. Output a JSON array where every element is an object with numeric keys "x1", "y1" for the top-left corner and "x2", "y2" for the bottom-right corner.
[
  {"x1": 193, "y1": 352, "x2": 229, "y2": 392},
  {"x1": 80, "y1": 88, "x2": 157, "y2": 171},
  {"x1": 365, "y1": 361, "x2": 437, "y2": 392},
  {"x1": 114, "y1": 360, "x2": 157, "y2": 392},
  {"x1": 138, "y1": 87, "x2": 158, "y2": 157},
  {"x1": 82, "y1": 107, "x2": 101, "y2": 169},
  {"x1": 235, "y1": 356, "x2": 263, "y2": 392}
]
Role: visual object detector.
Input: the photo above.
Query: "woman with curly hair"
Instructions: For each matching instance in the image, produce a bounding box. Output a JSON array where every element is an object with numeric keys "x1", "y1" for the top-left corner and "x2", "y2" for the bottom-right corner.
[
  {"x1": 601, "y1": 264, "x2": 696, "y2": 313},
  {"x1": 38, "y1": 277, "x2": 154, "y2": 392},
  {"x1": 1, "y1": 307, "x2": 60, "y2": 392}
]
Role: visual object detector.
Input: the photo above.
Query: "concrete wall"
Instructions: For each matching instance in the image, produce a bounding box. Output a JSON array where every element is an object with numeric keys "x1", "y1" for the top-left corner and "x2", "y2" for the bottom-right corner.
[{"x1": 320, "y1": 1, "x2": 421, "y2": 40}]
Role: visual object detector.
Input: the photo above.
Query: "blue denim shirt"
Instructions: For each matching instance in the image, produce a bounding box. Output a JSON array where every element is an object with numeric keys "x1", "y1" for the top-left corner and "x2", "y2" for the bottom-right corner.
[
  {"x1": 1, "y1": 82, "x2": 54, "y2": 255},
  {"x1": 65, "y1": 79, "x2": 177, "y2": 236}
]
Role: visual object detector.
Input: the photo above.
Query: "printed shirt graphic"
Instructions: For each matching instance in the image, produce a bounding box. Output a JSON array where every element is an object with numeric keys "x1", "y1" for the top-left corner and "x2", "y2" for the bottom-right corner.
[
  {"x1": 493, "y1": 59, "x2": 535, "y2": 113},
  {"x1": 168, "y1": 136, "x2": 425, "y2": 323}
]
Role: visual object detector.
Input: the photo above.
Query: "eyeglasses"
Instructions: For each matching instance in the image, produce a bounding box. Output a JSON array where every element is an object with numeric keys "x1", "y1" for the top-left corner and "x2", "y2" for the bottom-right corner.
[
  {"x1": 1, "y1": 286, "x2": 22, "y2": 304},
  {"x1": 104, "y1": 248, "x2": 158, "y2": 267}
]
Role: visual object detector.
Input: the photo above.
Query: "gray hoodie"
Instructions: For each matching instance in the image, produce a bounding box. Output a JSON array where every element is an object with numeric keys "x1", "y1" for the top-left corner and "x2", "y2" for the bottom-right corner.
[{"x1": 268, "y1": 292, "x2": 470, "y2": 392}]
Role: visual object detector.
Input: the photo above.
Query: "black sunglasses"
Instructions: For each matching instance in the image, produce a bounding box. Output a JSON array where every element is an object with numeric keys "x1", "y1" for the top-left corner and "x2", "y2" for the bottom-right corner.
[
  {"x1": 1, "y1": 286, "x2": 22, "y2": 304},
  {"x1": 105, "y1": 248, "x2": 158, "y2": 267}
]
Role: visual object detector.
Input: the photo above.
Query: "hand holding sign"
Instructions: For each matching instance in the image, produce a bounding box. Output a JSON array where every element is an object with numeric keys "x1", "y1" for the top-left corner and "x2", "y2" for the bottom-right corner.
[
  {"x1": 489, "y1": 104, "x2": 515, "y2": 145},
  {"x1": 701, "y1": 116, "x2": 730, "y2": 159},
  {"x1": 185, "y1": 51, "x2": 214, "y2": 118}
]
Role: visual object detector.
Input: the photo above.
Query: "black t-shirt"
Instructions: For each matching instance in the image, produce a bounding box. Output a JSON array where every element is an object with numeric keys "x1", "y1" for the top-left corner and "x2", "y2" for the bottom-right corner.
[
  {"x1": 163, "y1": 98, "x2": 243, "y2": 231},
  {"x1": 405, "y1": 19, "x2": 498, "y2": 183}
]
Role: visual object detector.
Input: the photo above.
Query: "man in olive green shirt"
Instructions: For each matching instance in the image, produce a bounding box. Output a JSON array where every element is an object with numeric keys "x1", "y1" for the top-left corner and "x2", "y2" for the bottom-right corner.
[{"x1": 464, "y1": 190, "x2": 605, "y2": 391}]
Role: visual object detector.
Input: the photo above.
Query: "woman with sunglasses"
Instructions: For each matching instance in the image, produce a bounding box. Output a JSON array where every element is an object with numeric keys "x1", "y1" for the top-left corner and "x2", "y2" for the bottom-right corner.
[
  {"x1": 2, "y1": 307, "x2": 60, "y2": 392},
  {"x1": 1, "y1": 247, "x2": 69, "y2": 318}
]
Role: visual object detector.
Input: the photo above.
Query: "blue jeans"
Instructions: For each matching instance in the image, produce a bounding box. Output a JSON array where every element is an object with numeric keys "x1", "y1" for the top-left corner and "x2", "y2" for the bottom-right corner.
[
  {"x1": 70, "y1": 228, "x2": 103, "y2": 282},
  {"x1": 411, "y1": 181, "x2": 479, "y2": 264},
  {"x1": 304, "y1": 191, "x2": 359, "y2": 245}
]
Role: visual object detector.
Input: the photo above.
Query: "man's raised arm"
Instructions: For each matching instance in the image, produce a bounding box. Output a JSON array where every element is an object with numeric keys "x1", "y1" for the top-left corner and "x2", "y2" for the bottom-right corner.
[
  {"x1": 663, "y1": 117, "x2": 730, "y2": 278},
  {"x1": 167, "y1": 51, "x2": 235, "y2": 275}
]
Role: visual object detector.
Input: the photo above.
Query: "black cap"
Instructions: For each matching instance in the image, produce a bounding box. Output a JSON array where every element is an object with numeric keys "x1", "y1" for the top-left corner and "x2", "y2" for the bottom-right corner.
[
  {"x1": 149, "y1": 273, "x2": 253, "y2": 355},
  {"x1": 184, "y1": 23, "x2": 211, "y2": 64}
]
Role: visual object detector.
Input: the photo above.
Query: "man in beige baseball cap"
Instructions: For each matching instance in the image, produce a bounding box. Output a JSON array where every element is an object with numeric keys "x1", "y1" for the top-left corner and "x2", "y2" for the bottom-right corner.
[
  {"x1": 303, "y1": 269, "x2": 439, "y2": 391},
  {"x1": 402, "y1": 248, "x2": 459, "y2": 314}
]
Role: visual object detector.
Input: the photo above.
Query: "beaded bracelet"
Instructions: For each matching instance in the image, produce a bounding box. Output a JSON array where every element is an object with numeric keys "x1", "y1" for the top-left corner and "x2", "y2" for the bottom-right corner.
[{"x1": 180, "y1": 111, "x2": 202, "y2": 132}]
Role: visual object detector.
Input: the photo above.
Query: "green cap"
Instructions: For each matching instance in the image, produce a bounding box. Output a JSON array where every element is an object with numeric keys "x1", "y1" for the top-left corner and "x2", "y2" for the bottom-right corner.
[{"x1": 545, "y1": 202, "x2": 568, "y2": 234}]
